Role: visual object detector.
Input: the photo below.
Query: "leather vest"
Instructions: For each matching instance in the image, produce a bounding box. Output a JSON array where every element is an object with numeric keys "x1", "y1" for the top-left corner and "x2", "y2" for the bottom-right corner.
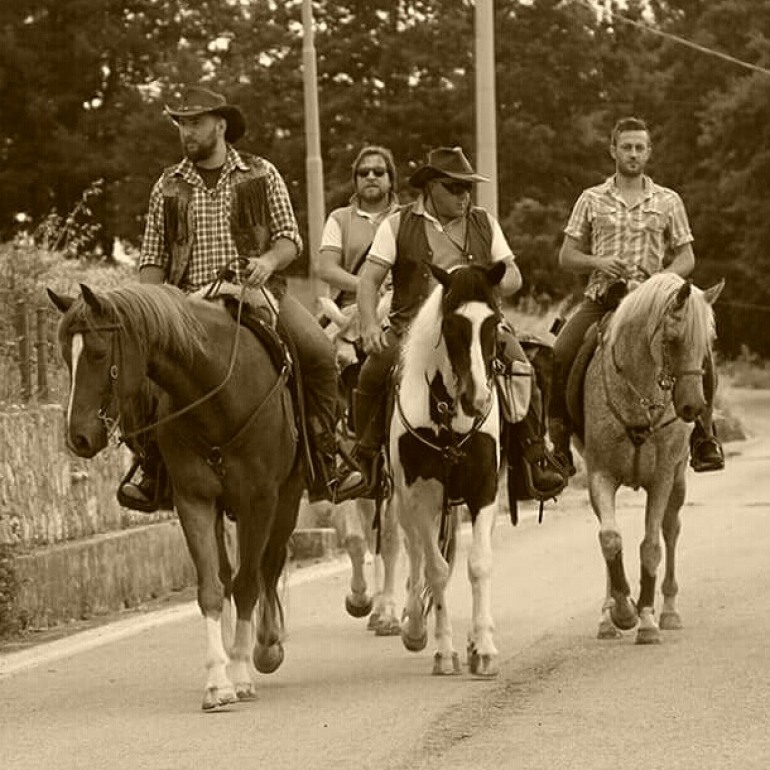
[
  {"x1": 390, "y1": 204, "x2": 494, "y2": 334},
  {"x1": 161, "y1": 152, "x2": 271, "y2": 287}
]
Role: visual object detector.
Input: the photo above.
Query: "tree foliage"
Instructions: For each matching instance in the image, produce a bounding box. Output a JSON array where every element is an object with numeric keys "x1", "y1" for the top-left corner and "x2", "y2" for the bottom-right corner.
[{"x1": 1, "y1": 0, "x2": 769, "y2": 353}]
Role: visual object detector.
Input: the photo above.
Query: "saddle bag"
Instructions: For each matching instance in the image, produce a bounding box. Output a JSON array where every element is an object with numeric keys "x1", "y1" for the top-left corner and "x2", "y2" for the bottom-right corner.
[{"x1": 494, "y1": 357, "x2": 533, "y2": 424}]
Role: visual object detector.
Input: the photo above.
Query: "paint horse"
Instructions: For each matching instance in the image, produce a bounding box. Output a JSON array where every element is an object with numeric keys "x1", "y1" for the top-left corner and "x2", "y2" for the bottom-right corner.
[
  {"x1": 580, "y1": 273, "x2": 723, "y2": 643},
  {"x1": 317, "y1": 294, "x2": 401, "y2": 636},
  {"x1": 393, "y1": 261, "x2": 506, "y2": 677},
  {"x1": 49, "y1": 283, "x2": 305, "y2": 710}
]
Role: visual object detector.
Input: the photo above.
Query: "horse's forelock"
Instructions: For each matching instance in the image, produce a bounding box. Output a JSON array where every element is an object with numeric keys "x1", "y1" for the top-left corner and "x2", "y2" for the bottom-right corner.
[{"x1": 442, "y1": 265, "x2": 497, "y2": 317}]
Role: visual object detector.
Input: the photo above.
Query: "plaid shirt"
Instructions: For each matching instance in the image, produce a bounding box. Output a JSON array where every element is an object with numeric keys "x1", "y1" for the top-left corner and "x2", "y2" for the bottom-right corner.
[
  {"x1": 140, "y1": 147, "x2": 302, "y2": 291},
  {"x1": 564, "y1": 174, "x2": 694, "y2": 301}
]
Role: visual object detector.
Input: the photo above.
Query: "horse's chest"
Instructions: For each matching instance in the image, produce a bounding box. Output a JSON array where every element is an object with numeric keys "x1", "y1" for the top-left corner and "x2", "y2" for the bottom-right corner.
[{"x1": 397, "y1": 430, "x2": 498, "y2": 512}]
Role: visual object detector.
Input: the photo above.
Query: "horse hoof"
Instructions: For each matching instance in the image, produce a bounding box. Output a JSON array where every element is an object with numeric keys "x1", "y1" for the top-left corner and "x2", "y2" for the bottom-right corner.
[
  {"x1": 611, "y1": 597, "x2": 639, "y2": 631},
  {"x1": 374, "y1": 616, "x2": 401, "y2": 637},
  {"x1": 202, "y1": 685, "x2": 237, "y2": 711},
  {"x1": 635, "y1": 626, "x2": 662, "y2": 645},
  {"x1": 254, "y1": 642, "x2": 285, "y2": 673},
  {"x1": 401, "y1": 627, "x2": 428, "y2": 652},
  {"x1": 659, "y1": 610, "x2": 683, "y2": 631},
  {"x1": 432, "y1": 651, "x2": 461, "y2": 676},
  {"x1": 234, "y1": 682, "x2": 257, "y2": 701},
  {"x1": 598, "y1": 619, "x2": 623, "y2": 639},
  {"x1": 366, "y1": 611, "x2": 381, "y2": 631},
  {"x1": 468, "y1": 650, "x2": 499, "y2": 678},
  {"x1": 346, "y1": 594, "x2": 373, "y2": 619}
]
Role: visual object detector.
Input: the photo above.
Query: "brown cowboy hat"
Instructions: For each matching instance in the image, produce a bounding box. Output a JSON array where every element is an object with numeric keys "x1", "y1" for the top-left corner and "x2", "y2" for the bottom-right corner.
[
  {"x1": 409, "y1": 146, "x2": 490, "y2": 188},
  {"x1": 165, "y1": 86, "x2": 246, "y2": 143}
]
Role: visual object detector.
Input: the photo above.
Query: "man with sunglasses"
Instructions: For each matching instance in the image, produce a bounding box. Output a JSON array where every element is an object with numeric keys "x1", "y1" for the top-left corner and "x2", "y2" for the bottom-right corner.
[
  {"x1": 317, "y1": 146, "x2": 400, "y2": 309},
  {"x1": 351, "y1": 146, "x2": 566, "y2": 499}
]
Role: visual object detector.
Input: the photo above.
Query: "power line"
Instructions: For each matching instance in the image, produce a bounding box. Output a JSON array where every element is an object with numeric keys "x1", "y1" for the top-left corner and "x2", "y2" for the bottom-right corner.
[{"x1": 582, "y1": 0, "x2": 770, "y2": 78}]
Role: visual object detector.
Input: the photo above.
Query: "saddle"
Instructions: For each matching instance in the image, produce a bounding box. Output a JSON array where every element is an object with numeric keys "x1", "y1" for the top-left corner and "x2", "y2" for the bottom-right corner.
[{"x1": 220, "y1": 293, "x2": 314, "y2": 478}]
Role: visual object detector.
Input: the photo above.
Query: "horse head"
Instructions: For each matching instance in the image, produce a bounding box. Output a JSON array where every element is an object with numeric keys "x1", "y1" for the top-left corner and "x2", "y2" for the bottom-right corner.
[
  {"x1": 428, "y1": 262, "x2": 505, "y2": 419},
  {"x1": 48, "y1": 284, "x2": 132, "y2": 457}
]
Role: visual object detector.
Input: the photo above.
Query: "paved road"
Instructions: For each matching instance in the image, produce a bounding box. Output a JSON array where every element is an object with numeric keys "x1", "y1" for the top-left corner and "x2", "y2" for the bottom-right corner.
[{"x1": 1, "y1": 386, "x2": 768, "y2": 770}]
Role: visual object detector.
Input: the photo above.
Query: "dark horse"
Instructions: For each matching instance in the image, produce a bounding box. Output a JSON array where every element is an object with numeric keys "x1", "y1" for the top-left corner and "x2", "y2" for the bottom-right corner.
[
  {"x1": 49, "y1": 283, "x2": 305, "y2": 710},
  {"x1": 393, "y1": 261, "x2": 506, "y2": 677},
  {"x1": 581, "y1": 273, "x2": 723, "y2": 644}
]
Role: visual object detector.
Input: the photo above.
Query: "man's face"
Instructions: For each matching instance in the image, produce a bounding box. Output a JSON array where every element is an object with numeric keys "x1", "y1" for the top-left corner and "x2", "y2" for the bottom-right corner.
[
  {"x1": 177, "y1": 114, "x2": 223, "y2": 163},
  {"x1": 610, "y1": 129, "x2": 651, "y2": 178},
  {"x1": 428, "y1": 177, "x2": 472, "y2": 220},
  {"x1": 354, "y1": 154, "x2": 391, "y2": 204}
]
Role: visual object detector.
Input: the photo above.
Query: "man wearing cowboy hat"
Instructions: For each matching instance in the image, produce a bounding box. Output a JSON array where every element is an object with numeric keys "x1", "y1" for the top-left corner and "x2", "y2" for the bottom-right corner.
[
  {"x1": 122, "y1": 85, "x2": 364, "y2": 511},
  {"x1": 349, "y1": 146, "x2": 566, "y2": 500}
]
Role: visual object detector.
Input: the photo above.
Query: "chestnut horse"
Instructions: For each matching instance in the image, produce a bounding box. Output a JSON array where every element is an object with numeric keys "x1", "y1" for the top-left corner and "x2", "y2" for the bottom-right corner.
[{"x1": 49, "y1": 283, "x2": 304, "y2": 710}]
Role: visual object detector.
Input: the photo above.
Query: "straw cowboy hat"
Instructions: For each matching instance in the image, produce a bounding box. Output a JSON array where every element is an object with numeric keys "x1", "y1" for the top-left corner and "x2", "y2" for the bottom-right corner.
[
  {"x1": 409, "y1": 146, "x2": 490, "y2": 188},
  {"x1": 165, "y1": 86, "x2": 246, "y2": 143}
]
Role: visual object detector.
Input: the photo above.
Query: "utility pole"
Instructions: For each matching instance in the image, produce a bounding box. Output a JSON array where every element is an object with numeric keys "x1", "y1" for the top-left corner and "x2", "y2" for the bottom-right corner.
[
  {"x1": 302, "y1": 0, "x2": 325, "y2": 299},
  {"x1": 474, "y1": 0, "x2": 498, "y2": 218}
]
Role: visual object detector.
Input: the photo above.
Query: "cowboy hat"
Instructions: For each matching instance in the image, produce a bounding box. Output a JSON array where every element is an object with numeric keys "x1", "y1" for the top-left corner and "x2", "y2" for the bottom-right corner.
[
  {"x1": 409, "y1": 146, "x2": 489, "y2": 188},
  {"x1": 165, "y1": 86, "x2": 246, "y2": 143}
]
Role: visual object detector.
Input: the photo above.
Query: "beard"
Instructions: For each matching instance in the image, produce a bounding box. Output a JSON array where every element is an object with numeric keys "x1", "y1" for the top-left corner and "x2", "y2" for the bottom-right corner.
[{"x1": 182, "y1": 129, "x2": 218, "y2": 163}]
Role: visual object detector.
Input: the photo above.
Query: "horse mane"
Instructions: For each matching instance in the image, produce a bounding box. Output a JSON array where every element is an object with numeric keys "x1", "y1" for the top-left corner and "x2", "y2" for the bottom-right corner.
[
  {"x1": 609, "y1": 273, "x2": 715, "y2": 360},
  {"x1": 400, "y1": 282, "x2": 445, "y2": 382},
  {"x1": 63, "y1": 284, "x2": 208, "y2": 364}
]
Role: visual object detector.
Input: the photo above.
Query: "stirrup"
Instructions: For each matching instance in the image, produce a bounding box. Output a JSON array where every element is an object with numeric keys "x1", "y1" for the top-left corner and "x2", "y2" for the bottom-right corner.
[{"x1": 117, "y1": 459, "x2": 161, "y2": 513}]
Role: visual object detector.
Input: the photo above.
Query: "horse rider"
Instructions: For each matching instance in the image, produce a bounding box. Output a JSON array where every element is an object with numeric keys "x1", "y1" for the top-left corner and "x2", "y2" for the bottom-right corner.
[
  {"x1": 120, "y1": 85, "x2": 363, "y2": 511},
  {"x1": 548, "y1": 116, "x2": 725, "y2": 476},
  {"x1": 316, "y1": 145, "x2": 400, "y2": 311},
  {"x1": 352, "y1": 146, "x2": 566, "y2": 498}
]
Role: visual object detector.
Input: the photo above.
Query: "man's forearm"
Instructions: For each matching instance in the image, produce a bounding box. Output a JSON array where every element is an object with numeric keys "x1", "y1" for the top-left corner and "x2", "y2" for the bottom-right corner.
[
  {"x1": 139, "y1": 265, "x2": 165, "y2": 284},
  {"x1": 559, "y1": 240, "x2": 599, "y2": 274},
  {"x1": 261, "y1": 237, "x2": 299, "y2": 272}
]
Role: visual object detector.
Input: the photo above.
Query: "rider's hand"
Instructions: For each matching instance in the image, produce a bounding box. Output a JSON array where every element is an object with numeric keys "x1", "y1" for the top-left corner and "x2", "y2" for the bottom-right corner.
[
  {"x1": 245, "y1": 256, "x2": 274, "y2": 288},
  {"x1": 361, "y1": 323, "x2": 388, "y2": 355},
  {"x1": 597, "y1": 257, "x2": 628, "y2": 280}
]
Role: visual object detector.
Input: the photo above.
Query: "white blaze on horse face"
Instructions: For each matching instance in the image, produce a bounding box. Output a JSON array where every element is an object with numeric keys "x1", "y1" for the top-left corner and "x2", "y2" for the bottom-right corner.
[
  {"x1": 67, "y1": 333, "x2": 84, "y2": 430},
  {"x1": 458, "y1": 303, "x2": 495, "y2": 413}
]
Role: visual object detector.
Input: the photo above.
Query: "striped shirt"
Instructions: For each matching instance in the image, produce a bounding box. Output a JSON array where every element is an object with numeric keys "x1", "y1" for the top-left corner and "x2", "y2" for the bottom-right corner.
[
  {"x1": 140, "y1": 147, "x2": 302, "y2": 291},
  {"x1": 564, "y1": 174, "x2": 693, "y2": 301}
]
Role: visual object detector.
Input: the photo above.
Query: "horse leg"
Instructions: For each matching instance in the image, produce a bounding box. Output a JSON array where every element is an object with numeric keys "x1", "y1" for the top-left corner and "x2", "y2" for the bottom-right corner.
[
  {"x1": 254, "y1": 478, "x2": 303, "y2": 674},
  {"x1": 217, "y1": 513, "x2": 237, "y2": 657},
  {"x1": 635, "y1": 482, "x2": 669, "y2": 645},
  {"x1": 422, "y1": 501, "x2": 458, "y2": 676},
  {"x1": 342, "y1": 500, "x2": 373, "y2": 619},
  {"x1": 466, "y1": 504, "x2": 499, "y2": 677},
  {"x1": 372, "y1": 495, "x2": 402, "y2": 637},
  {"x1": 176, "y1": 496, "x2": 237, "y2": 711},
  {"x1": 589, "y1": 471, "x2": 638, "y2": 638},
  {"x1": 659, "y1": 472, "x2": 686, "y2": 631},
  {"x1": 399, "y1": 493, "x2": 428, "y2": 653}
]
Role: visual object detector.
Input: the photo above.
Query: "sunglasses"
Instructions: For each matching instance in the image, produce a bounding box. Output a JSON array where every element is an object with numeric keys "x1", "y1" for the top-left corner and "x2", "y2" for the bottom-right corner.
[
  {"x1": 356, "y1": 167, "x2": 387, "y2": 178},
  {"x1": 438, "y1": 179, "x2": 472, "y2": 196}
]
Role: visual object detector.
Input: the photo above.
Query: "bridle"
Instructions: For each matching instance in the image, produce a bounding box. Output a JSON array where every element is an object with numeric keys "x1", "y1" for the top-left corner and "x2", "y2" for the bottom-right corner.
[
  {"x1": 68, "y1": 261, "x2": 290, "y2": 476},
  {"x1": 599, "y1": 292, "x2": 705, "y2": 485}
]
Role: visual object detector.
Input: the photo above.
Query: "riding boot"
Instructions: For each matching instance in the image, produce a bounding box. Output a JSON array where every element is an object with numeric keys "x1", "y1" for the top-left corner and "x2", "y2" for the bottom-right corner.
[
  {"x1": 117, "y1": 443, "x2": 172, "y2": 513},
  {"x1": 306, "y1": 421, "x2": 366, "y2": 504},
  {"x1": 690, "y1": 419, "x2": 724, "y2": 472},
  {"x1": 510, "y1": 409, "x2": 568, "y2": 497},
  {"x1": 350, "y1": 388, "x2": 386, "y2": 499},
  {"x1": 689, "y1": 354, "x2": 725, "y2": 473},
  {"x1": 547, "y1": 416, "x2": 576, "y2": 478}
]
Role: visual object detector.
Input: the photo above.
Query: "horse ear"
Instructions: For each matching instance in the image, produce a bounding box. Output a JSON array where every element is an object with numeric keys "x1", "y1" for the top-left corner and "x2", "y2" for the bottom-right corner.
[
  {"x1": 80, "y1": 283, "x2": 104, "y2": 313},
  {"x1": 702, "y1": 278, "x2": 725, "y2": 306},
  {"x1": 427, "y1": 261, "x2": 452, "y2": 289},
  {"x1": 487, "y1": 261, "x2": 506, "y2": 286},
  {"x1": 47, "y1": 288, "x2": 74, "y2": 314},
  {"x1": 673, "y1": 280, "x2": 692, "y2": 309}
]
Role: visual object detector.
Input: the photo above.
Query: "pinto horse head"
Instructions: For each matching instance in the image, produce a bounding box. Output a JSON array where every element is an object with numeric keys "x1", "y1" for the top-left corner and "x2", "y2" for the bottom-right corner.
[{"x1": 427, "y1": 261, "x2": 505, "y2": 419}]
